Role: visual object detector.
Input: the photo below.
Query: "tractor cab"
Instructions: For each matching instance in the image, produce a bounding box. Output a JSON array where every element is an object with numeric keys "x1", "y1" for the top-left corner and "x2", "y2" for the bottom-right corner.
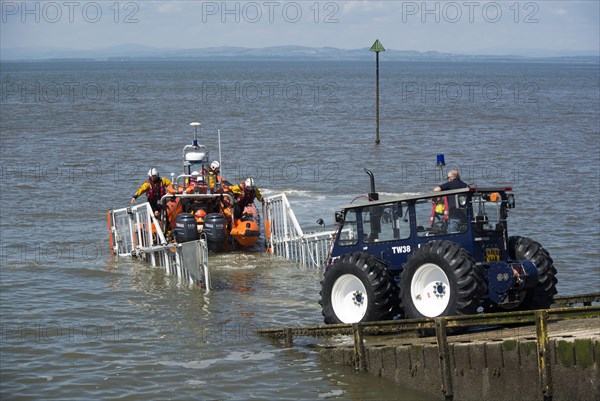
[
  {"x1": 328, "y1": 187, "x2": 515, "y2": 271},
  {"x1": 320, "y1": 170, "x2": 556, "y2": 324}
]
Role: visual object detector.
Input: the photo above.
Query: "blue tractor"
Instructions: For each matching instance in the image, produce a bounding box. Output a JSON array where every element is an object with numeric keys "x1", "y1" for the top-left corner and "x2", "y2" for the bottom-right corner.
[{"x1": 319, "y1": 170, "x2": 557, "y2": 324}]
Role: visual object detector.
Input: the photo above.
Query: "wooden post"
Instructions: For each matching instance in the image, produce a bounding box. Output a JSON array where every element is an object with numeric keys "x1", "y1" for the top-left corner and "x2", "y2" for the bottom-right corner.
[
  {"x1": 535, "y1": 310, "x2": 553, "y2": 400},
  {"x1": 352, "y1": 323, "x2": 366, "y2": 371},
  {"x1": 284, "y1": 328, "x2": 293, "y2": 348},
  {"x1": 435, "y1": 318, "x2": 453, "y2": 400}
]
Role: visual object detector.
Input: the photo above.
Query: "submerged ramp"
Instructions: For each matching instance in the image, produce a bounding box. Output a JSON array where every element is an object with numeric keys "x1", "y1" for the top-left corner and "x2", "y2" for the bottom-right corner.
[
  {"x1": 106, "y1": 202, "x2": 210, "y2": 291},
  {"x1": 263, "y1": 193, "x2": 335, "y2": 269}
]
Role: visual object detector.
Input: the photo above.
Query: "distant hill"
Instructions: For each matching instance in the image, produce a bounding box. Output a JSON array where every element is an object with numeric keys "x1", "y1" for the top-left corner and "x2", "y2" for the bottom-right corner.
[{"x1": 2, "y1": 44, "x2": 598, "y2": 62}]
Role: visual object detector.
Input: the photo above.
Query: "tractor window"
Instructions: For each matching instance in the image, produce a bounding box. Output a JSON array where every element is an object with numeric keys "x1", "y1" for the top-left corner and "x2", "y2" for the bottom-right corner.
[
  {"x1": 415, "y1": 198, "x2": 468, "y2": 237},
  {"x1": 338, "y1": 209, "x2": 358, "y2": 246},
  {"x1": 472, "y1": 193, "x2": 503, "y2": 231},
  {"x1": 362, "y1": 203, "x2": 409, "y2": 243}
]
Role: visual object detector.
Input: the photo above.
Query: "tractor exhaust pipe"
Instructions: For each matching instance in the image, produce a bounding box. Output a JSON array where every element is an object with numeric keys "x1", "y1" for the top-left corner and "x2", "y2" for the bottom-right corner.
[{"x1": 364, "y1": 168, "x2": 379, "y2": 201}]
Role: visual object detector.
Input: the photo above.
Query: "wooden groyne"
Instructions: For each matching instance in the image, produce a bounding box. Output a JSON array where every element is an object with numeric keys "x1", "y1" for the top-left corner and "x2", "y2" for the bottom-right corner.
[{"x1": 258, "y1": 294, "x2": 600, "y2": 401}]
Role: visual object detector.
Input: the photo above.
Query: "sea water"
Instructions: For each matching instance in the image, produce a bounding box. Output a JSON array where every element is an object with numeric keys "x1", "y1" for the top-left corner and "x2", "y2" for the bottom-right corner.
[{"x1": 1, "y1": 59, "x2": 598, "y2": 400}]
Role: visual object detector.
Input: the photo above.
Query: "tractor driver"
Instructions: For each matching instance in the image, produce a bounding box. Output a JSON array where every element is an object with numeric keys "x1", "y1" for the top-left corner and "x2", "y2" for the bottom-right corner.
[{"x1": 433, "y1": 169, "x2": 468, "y2": 233}]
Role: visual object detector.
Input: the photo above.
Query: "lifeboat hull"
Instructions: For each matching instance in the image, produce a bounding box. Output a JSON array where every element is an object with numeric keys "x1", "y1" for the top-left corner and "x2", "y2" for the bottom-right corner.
[{"x1": 230, "y1": 205, "x2": 260, "y2": 247}]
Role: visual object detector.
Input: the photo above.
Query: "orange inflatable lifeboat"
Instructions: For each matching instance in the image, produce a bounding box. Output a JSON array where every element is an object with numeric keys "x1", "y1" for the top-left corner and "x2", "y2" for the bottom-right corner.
[
  {"x1": 229, "y1": 205, "x2": 260, "y2": 247},
  {"x1": 154, "y1": 122, "x2": 263, "y2": 252}
]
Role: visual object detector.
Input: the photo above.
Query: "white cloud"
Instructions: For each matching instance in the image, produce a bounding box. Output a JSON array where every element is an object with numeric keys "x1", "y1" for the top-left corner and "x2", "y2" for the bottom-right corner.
[
  {"x1": 342, "y1": 1, "x2": 387, "y2": 14},
  {"x1": 157, "y1": 1, "x2": 184, "y2": 13},
  {"x1": 550, "y1": 8, "x2": 568, "y2": 16}
]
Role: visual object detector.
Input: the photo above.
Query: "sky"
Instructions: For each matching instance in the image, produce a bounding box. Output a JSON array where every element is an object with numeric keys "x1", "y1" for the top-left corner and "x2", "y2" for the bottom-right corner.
[{"x1": 1, "y1": 0, "x2": 598, "y2": 55}]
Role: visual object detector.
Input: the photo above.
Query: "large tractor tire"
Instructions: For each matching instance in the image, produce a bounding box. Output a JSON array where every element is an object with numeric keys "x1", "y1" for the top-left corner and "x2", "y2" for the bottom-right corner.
[
  {"x1": 400, "y1": 241, "x2": 484, "y2": 319},
  {"x1": 319, "y1": 252, "x2": 400, "y2": 324},
  {"x1": 508, "y1": 236, "x2": 557, "y2": 310}
]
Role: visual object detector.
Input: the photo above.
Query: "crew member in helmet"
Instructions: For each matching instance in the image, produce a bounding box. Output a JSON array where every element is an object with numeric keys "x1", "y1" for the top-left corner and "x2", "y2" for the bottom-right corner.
[
  {"x1": 229, "y1": 177, "x2": 264, "y2": 219},
  {"x1": 189, "y1": 170, "x2": 200, "y2": 186},
  {"x1": 207, "y1": 161, "x2": 221, "y2": 190},
  {"x1": 184, "y1": 171, "x2": 207, "y2": 193},
  {"x1": 193, "y1": 175, "x2": 208, "y2": 194},
  {"x1": 131, "y1": 168, "x2": 173, "y2": 216}
]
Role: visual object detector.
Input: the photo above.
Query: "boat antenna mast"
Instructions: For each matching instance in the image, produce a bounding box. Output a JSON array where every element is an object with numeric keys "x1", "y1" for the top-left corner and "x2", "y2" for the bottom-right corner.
[
  {"x1": 190, "y1": 122, "x2": 201, "y2": 148},
  {"x1": 183, "y1": 121, "x2": 206, "y2": 176},
  {"x1": 217, "y1": 128, "x2": 223, "y2": 184}
]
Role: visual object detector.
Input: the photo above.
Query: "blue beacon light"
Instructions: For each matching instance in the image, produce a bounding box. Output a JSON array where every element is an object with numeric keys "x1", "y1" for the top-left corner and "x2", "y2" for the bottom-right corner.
[{"x1": 436, "y1": 154, "x2": 446, "y2": 167}]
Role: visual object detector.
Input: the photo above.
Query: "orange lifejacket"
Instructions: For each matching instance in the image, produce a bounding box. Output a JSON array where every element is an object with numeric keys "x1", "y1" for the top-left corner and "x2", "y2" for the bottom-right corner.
[{"x1": 147, "y1": 178, "x2": 166, "y2": 203}]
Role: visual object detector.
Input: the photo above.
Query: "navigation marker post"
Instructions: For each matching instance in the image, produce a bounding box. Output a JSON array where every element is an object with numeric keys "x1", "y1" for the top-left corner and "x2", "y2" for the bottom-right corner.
[{"x1": 370, "y1": 39, "x2": 385, "y2": 144}]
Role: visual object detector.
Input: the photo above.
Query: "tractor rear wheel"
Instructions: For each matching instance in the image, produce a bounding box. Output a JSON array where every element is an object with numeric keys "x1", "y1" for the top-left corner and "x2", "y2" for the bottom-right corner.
[
  {"x1": 319, "y1": 252, "x2": 400, "y2": 324},
  {"x1": 400, "y1": 241, "x2": 484, "y2": 318},
  {"x1": 509, "y1": 236, "x2": 557, "y2": 310}
]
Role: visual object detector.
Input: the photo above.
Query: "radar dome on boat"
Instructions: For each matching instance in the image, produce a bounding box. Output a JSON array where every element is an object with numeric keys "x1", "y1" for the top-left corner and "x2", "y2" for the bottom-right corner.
[{"x1": 186, "y1": 152, "x2": 207, "y2": 162}]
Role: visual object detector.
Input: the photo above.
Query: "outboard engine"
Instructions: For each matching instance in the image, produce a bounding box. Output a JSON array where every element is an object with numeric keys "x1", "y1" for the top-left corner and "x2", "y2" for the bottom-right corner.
[
  {"x1": 174, "y1": 213, "x2": 199, "y2": 243},
  {"x1": 204, "y1": 213, "x2": 226, "y2": 252}
]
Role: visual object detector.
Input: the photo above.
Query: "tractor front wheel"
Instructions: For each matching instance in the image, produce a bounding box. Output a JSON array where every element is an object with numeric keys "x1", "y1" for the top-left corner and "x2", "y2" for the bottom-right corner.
[
  {"x1": 400, "y1": 241, "x2": 483, "y2": 318},
  {"x1": 319, "y1": 252, "x2": 400, "y2": 324}
]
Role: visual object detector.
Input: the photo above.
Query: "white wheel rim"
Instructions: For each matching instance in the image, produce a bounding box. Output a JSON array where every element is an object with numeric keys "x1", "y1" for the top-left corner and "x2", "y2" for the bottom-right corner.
[
  {"x1": 331, "y1": 274, "x2": 368, "y2": 323},
  {"x1": 410, "y1": 263, "x2": 450, "y2": 317}
]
